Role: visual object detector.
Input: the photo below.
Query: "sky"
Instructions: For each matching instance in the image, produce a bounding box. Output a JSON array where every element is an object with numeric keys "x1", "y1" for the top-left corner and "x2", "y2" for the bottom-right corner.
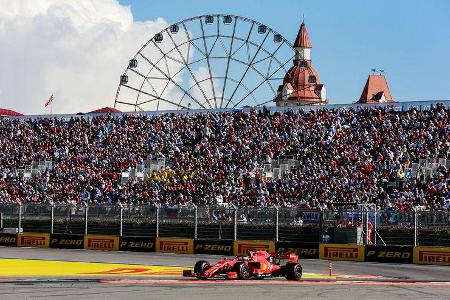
[{"x1": 0, "y1": 0, "x2": 449, "y2": 114}]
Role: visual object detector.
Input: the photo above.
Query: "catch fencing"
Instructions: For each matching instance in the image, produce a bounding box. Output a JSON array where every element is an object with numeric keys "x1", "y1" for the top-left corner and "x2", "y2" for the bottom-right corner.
[{"x1": 0, "y1": 203, "x2": 449, "y2": 246}]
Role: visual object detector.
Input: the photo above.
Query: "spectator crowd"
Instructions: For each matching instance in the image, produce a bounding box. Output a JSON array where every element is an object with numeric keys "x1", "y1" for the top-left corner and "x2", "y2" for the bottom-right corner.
[{"x1": 0, "y1": 104, "x2": 449, "y2": 210}]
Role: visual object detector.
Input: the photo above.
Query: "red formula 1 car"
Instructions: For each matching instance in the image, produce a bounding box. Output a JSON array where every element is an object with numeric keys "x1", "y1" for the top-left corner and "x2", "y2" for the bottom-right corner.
[{"x1": 183, "y1": 251, "x2": 302, "y2": 280}]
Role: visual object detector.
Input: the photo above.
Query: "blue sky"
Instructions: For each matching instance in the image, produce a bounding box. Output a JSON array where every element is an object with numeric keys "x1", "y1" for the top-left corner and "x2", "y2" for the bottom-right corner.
[{"x1": 119, "y1": 0, "x2": 450, "y2": 103}]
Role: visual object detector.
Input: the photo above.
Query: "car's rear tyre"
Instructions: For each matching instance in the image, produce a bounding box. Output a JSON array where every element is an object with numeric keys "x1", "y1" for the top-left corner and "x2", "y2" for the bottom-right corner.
[
  {"x1": 194, "y1": 260, "x2": 210, "y2": 278},
  {"x1": 285, "y1": 263, "x2": 302, "y2": 281},
  {"x1": 234, "y1": 262, "x2": 251, "y2": 280}
]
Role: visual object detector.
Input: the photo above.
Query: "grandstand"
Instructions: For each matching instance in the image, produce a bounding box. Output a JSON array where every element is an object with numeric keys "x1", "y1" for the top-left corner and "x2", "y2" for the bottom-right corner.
[{"x1": 1, "y1": 102, "x2": 448, "y2": 211}]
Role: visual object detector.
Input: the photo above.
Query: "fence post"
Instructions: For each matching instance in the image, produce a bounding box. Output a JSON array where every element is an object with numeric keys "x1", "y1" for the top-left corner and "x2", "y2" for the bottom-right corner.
[
  {"x1": 156, "y1": 204, "x2": 160, "y2": 238},
  {"x1": 275, "y1": 206, "x2": 279, "y2": 242},
  {"x1": 1, "y1": 212, "x2": 3, "y2": 229},
  {"x1": 50, "y1": 202, "x2": 54, "y2": 235},
  {"x1": 365, "y1": 207, "x2": 369, "y2": 245},
  {"x1": 18, "y1": 203, "x2": 22, "y2": 233},
  {"x1": 373, "y1": 205, "x2": 377, "y2": 245},
  {"x1": 319, "y1": 207, "x2": 324, "y2": 243},
  {"x1": 84, "y1": 202, "x2": 88, "y2": 236},
  {"x1": 119, "y1": 204, "x2": 123, "y2": 237},
  {"x1": 194, "y1": 204, "x2": 198, "y2": 240},
  {"x1": 232, "y1": 204, "x2": 237, "y2": 241},
  {"x1": 413, "y1": 208, "x2": 418, "y2": 247}
]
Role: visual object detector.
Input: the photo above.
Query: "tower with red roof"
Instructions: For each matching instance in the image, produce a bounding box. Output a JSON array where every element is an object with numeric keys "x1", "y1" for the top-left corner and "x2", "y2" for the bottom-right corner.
[
  {"x1": 356, "y1": 72, "x2": 394, "y2": 103},
  {"x1": 274, "y1": 21, "x2": 328, "y2": 106}
]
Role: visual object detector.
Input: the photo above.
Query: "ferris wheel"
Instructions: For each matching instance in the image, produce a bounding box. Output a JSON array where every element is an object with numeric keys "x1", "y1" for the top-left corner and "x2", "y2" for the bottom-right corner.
[{"x1": 114, "y1": 14, "x2": 296, "y2": 111}]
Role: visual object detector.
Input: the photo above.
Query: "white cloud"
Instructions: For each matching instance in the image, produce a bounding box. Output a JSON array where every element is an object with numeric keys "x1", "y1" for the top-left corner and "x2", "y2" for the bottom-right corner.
[{"x1": 0, "y1": 0, "x2": 168, "y2": 114}]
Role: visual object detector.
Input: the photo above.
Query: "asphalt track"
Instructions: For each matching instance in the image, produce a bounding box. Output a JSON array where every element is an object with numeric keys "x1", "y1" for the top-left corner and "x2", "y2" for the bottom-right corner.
[{"x1": 0, "y1": 247, "x2": 449, "y2": 299}]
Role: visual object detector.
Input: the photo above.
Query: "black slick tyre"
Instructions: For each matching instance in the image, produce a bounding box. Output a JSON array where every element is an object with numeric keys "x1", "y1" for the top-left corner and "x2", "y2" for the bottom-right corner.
[
  {"x1": 194, "y1": 260, "x2": 210, "y2": 278},
  {"x1": 285, "y1": 263, "x2": 302, "y2": 281}
]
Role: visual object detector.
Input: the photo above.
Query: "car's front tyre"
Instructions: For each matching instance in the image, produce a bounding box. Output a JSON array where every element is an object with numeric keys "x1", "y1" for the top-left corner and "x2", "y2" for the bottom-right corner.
[{"x1": 194, "y1": 260, "x2": 210, "y2": 278}]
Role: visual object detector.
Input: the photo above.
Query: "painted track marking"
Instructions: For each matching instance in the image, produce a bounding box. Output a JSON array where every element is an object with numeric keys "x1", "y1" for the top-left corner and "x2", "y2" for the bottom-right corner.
[
  {"x1": 102, "y1": 279, "x2": 450, "y2": 286},
  {"x1": 0, "y1": 258, "x2": 349, "y2": 279},
  {"x1": 0, "y1": 258, "x2": 183, "y2": 277}
]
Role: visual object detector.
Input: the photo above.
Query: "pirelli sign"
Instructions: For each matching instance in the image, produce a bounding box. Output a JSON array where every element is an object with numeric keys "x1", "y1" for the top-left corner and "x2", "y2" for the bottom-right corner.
[
  {"x1": 233, "y1": 240, "x2": 275, "y2": 256},
  {"x1": 319, "y1": 244, "x2": 365, "y2": 262},
  {"x1": 84, "y1": 235, "x2": 119, "y2": 251},
  {"x1": 414, "y1": 246, "x2": 450, "y2": 265},
  {"x1": 17, "y1": 233, "x2": 50, "y2": 248},
  {"x1": 156, "y1": 238, "x2": 194, "y2": 254}
]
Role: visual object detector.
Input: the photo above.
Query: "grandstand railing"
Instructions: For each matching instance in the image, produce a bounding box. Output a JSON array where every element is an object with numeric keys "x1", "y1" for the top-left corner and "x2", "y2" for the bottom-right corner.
[
  {"x1": 4, "y1": 99, "x2": 449, "y2": 120},
  {"x1": 0, "y1": 203, "x2": 449, "y2": 246}
]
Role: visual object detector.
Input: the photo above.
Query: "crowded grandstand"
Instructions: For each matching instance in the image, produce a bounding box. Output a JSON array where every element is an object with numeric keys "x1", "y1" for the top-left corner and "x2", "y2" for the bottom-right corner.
[{"x1": 1, "y1": 104, "x2": 448, "y2": 210}]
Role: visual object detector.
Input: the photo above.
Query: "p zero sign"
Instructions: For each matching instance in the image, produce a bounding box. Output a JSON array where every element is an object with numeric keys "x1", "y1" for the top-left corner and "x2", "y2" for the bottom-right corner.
[
  {"x1": 155, "y1": 238, "x2": 194, "y2": 254},
  {"x1": 17, "y1": 233, "x2": 50, "y2": 248},
  {"x1": 233, "y1": 240, "x2": 275, "y2": 256},
  {"x1": 414, "y1": 246, "x2": 450, "y2": 265},
  {"x1": 119, "y1": 236, "x2": 155, "y2": 252},
  {"x1": 319, "y1": 244, "x2": 365, "y2": 262},
  {"x1": 365, "y1": 245, "x2": 413, "y2": 264},
  {"x1": 84, "y1": 235, "x2": 119, "y2": 251},
  {"x1": 276, "y1": 241, "x2": 319, "y2": 259},
  {"x1": 0, "y1": 233, "x2": 17, "y2": 247},
  {"x1": 50, "y1": 234, "x2": 84, "y2": 249},
  {"x1": 194, "y1": 239, "x2": 233, "y2": 256}
]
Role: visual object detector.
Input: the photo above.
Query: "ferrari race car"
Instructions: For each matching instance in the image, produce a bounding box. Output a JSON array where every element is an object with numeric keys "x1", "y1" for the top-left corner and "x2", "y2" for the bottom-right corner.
[{"x1": 183, "y1": 250, "x2": 302, "y2": 280}]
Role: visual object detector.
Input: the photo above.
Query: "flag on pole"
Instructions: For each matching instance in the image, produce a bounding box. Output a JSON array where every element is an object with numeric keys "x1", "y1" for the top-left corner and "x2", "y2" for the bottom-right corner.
[{"x1": 44, "y1": 94, "x2": 54, "y2": 107}]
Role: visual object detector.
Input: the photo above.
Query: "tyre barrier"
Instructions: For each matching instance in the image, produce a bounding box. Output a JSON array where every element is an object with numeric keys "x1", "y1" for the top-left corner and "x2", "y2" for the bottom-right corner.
[{"x1": 1, "y1": 232, "x2": 449, "y2": 266}]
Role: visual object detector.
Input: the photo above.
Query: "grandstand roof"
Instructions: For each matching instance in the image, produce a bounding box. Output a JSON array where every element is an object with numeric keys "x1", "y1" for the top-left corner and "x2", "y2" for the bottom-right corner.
[
  {"x1": 294, "y1": 22, "x2": 312, "y2": 48},
  {"x1": 89, "y1": 107, "x2": 121, "y2": 114},
  {"x1": 357, "y1": 75, "x2": 394, "y2": 103},
  {"x1": 0, "y1": 108, "x2": 23, "y2": 117}
]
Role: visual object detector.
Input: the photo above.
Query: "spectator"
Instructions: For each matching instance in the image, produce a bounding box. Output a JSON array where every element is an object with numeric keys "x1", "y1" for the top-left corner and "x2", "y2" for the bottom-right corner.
[{"x1": 0, "y1": 104, "x2": 448, "y2": 210}]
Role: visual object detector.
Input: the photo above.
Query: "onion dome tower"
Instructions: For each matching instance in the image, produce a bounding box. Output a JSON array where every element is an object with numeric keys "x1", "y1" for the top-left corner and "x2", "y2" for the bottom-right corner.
[
  {"x1": 356, "y1": 71, "x2": 394, "y2": 103},
  {"x1": 275, "y1": 21, "x2": 328, "y2": 106}
]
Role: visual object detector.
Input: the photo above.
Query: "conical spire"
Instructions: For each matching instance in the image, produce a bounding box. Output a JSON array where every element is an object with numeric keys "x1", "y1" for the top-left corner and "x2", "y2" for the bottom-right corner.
[
  {"x1": 357, "y1": 74, "x2": 394, "y2": 103},
  {"x1": 294, "y1": 22, "x2": 312, "y2": 48}
]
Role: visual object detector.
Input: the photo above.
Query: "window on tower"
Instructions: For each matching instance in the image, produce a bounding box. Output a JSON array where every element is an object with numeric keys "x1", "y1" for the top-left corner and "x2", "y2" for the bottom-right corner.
[
  {"x1": 299, "y1": 60, "x2": 307, "y2": 68},
  {"x1": 308, "y1": 76, "x2": 317, "y2": 84}
]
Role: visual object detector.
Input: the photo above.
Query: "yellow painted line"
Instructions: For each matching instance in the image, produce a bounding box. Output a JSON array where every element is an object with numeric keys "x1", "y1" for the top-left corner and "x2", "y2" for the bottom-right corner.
[
  {"x1": 0, "y1": 258, "x2": 365, "y2": 279},
  {"x1": 0, "y1": 258, "x2": 184, "y2": 277}
]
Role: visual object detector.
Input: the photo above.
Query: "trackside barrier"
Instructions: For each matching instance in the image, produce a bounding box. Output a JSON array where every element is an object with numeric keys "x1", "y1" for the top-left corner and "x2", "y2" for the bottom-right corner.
[
  {"x1": 0, "y1": 232, "x2": 17, "y2": 247},
  {"x1": 17, "y1": 233, "x2": 50, "y2": 248},
  {"x1": 119, "y1": 236, "x2": 155, "y2": 252},
  {"x1": 319, "y1": 243, "x2": 365, "y2": 262},
  {"x1": 275, "y1": 241, "x2": 319, "y2": 259},
  {"x1": 194, "y1": 239, "x2": 233, "y2": 256},
  {"x1": 84, "y1": 235, "x2": 119, "y2": 251},
  {"x1": 155, "y1": 238, "x2": 194, "y2": 254},
  {"x1": 233, "y1": 240, "x2": 275, "y2": 255},
  {"x1": 413, "y1": 246, "x2": 450, "y2": 265},
  {"x1": 365, "y1": 245, "x2": 413, "y2": 264},
  {"x1": 4, "y1": 231, "x2": 450, "y2": 266},
  {"x1": 50, "y1": 234, "x2": 84, "y2": 249}
]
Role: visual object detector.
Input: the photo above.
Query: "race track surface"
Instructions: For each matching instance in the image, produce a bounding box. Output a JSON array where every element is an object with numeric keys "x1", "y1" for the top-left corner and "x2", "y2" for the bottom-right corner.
[{"x1": 0, "y1": 247, "x2": 449, "y2": 299}]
